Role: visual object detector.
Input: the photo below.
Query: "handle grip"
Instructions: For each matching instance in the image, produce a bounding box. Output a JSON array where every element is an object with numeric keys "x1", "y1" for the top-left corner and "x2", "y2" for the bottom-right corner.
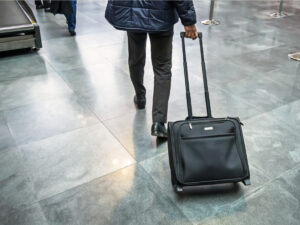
[{"x1": 180, "y1": 32, "x2": 202, "y2": 39}]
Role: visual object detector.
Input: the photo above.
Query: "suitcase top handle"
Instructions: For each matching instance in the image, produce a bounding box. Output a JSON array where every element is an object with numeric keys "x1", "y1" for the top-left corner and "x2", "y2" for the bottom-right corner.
[{"x1": 180, "y1": 32, "x2": 212, "y2": 119}]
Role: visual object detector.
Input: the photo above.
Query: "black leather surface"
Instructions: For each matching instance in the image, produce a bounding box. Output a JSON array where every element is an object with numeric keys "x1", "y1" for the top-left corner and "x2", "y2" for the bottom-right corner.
[{"x1": 168, "y1": 117, "x2": 250, "y2": 186}]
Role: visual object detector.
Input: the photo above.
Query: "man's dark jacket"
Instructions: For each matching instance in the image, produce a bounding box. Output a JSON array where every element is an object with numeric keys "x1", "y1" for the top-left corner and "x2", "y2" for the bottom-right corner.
[
  {"x1": 50, "y1": 0, "x2": 73, "y2": 15},
  {"x1": 105, "y1": 0, "x2": 197, "y2": 32}
]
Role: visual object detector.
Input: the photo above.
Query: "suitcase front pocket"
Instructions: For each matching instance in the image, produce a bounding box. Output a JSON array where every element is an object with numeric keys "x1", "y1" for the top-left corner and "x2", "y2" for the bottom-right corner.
[{"x1": 179, "y1": 134, "x2": 244, "y2": 184}]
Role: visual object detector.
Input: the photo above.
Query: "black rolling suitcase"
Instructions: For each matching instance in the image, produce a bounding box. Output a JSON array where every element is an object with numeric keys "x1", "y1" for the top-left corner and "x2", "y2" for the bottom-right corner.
[{"x1": 167, "y1": 32, "x2": 250, "y2": 193}]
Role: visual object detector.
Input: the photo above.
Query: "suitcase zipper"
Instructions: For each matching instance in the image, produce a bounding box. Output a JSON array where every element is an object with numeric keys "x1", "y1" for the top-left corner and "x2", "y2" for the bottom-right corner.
[{"x1": 181, "y1": 133, "x2": 235, "y2": 140}]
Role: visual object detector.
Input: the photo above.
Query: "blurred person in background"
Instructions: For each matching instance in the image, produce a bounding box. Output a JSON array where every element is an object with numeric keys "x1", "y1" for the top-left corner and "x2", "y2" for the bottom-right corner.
[{"x1": 51, "y1": 0, "x2": 77, "y2": 36}]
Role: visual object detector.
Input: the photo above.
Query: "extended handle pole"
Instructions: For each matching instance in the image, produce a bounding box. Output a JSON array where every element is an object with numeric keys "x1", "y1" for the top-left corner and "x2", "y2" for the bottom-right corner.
[
  {"x1": 198, "y1": 35, "x2": 212, "y2": 118},
  {"x1": 180, "y1": 33, "x2": 193, "y2": 119},
  {"x1": 180, "y1": 32, "x2": 212, "y2": 118}
]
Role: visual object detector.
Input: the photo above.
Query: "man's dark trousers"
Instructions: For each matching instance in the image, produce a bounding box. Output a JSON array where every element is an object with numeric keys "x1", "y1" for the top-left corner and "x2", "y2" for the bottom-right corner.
[{"x1": 127, "y1": 30, "x2": 173, "y2": 123}]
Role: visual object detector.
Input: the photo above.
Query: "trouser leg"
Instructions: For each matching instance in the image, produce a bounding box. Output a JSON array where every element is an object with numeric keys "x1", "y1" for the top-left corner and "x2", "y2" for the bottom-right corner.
[
  {"x1": 149, "y1": 29, "x2": 173, "y2": 123},
  {"x1": 65, "y1": 0, "x2": 77, "y2": 31},
  {"x1": 35, "y1": 0, "x2": 42, "y2": 5},
  {"x1": 127, "y1": 31, "x2": 147, "y2": 98},
  {"x1": 43, "y1": 0, "x2": 50, "y2": 8}
]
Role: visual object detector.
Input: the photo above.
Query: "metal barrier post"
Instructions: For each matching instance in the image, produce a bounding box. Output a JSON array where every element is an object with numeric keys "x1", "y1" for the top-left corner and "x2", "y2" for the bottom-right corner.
[
  {"x1": 202, "y1": 0, "x2": 220, "y2": 25},
  {"x1": 270, "y1": 0, "x2": 287, "y2": 18}
]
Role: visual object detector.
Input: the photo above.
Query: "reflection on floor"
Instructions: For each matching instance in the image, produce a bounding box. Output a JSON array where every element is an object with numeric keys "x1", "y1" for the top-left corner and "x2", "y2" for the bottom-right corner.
[{"x1": 0, "y1": 0, "x2": 299, "y2": 224}]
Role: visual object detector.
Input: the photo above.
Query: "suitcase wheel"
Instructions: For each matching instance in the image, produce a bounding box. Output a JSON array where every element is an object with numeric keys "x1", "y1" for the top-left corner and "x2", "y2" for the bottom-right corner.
[
  {"x1": 174, "y1": 185, "x2": 183, "y2": 193},
  {"x1": 242, "y1": 179, "x2": 251, "y2": 186}
]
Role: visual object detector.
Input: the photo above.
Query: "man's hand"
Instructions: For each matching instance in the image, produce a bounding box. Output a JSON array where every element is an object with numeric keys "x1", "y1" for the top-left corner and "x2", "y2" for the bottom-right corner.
[{"x1": 184, "y1": 25, "x2": 198, "y2": 40}]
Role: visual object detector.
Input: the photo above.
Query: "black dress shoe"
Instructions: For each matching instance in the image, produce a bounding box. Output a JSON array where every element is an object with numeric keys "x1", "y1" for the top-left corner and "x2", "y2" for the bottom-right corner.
[
  {"x1": 134, "y1": 95, "x2": 146, "y2": 109},
  {"x1": 69, "y1": 30, "x2": 76, "y2": 36},
  {"x1": 36, "y1": 4, "x2": 44, "y2": 9},
  {"x1": 44, "y1": 7, "x2": 51, "y2": 12},
  {"x1": 151, "y1": 122, "x2": 167, "y2": 138}
]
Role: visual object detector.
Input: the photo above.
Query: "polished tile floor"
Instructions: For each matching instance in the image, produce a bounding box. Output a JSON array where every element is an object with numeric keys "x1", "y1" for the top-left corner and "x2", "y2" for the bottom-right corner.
[{"x1": 0, "y1": 0, "x2": 300, "y2": 224}]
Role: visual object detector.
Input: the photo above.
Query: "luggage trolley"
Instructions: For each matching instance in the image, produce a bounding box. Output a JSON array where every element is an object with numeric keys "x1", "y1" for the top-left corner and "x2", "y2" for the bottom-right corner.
[{"x1": 0, "y1": 0, "x2": 42, "y2": 52}]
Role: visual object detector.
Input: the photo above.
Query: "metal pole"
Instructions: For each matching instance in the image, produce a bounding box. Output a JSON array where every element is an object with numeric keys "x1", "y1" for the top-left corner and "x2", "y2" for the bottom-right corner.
[
  {"x1": 270, "y1": 0, "x2": 287, "y2": 18},
  {"x1": 278, "y1": 0, "x2": 284, "y2": 15},
  {"x1": 208, "y1": 0, "x2": 215, "y2": 21},
  {"x1": 202, "y1": 0, "x2": 220, "y2": 25}
]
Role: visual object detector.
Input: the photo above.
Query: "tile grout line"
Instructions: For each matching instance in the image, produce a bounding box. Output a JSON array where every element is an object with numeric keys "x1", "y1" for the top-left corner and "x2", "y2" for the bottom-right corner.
[
  {"x1": 214, "y1": 162, "x2": 300, "y2": 215},
  {"x1": 138, "y1": 165, "x2": 195, "y2": 225},
  {"x1": 89, "y1": 107, "x2": 138, "y2": 162},
  {"x1": 198, "y1": 162, "x2": 300, "y2": 224},
  {"x1": 2, "y1": 163, "x2": 136, "y2": 225},
  {"x1": 0, "y1": 145, "x2": 50, "y2": 225},
  {"x1": 37, "y1": 163, "x2": 136, "y2": 203}
]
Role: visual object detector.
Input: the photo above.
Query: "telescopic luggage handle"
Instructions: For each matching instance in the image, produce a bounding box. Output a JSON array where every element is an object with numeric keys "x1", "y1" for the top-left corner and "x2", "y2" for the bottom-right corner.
[{"x1": 180, "y1": 32, "x2": 212, "y2": 119}]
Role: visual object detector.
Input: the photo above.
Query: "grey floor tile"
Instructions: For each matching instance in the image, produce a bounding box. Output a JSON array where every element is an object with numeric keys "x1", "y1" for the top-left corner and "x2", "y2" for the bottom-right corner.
[
  {"x1": 104, "y1": 110, "x2": 168, "y2": 162},
  {"x1": 0, "y1": 53, "x2": 54, "y2": 81},
  {"x1": 5, "y1": 95, "x2": 99, "y2": 144},
  {"x1": 168, "y1": 83, "x2": 262, "y2": 121},
  {"x1": 192, "y1": 60, "x2": 254, "y2": 86},
  {"x1": 274, "y1": 165, "x2": 300, "y2": 201},
  {"x1": 0, "y1": 113, "x2": 15, "y2": 151},
  {"x1": 259, "y1": 24, "x2": 300, "y2": 48},
  {"x1": 1, "y1": 203, "x2": 48, "y2": 225},
  {"x1": 0, "y1": 148, "x2": 37, "y2": 220},
  {"x1": 243, "y1": 113, "x2": 300, "y2": 178},
  {"x1": 230, "y1": 45, "x2": 297, "y2": 74},
  {"x1": 201, "y1": 23, "x2": 254, "y2": 42},
  {"x1": 268, "y1": 99, "x2": 300, "y2": 133},
  {"x1": 206, "y1": 88, "x2": 262, "y2": 120},
  {"x1": 40, "y1": 165, "x2": 192, "y2": 225},
  {"x1": 73, "y1": 31, "x2": 123, "y2": 48},
  {"x1": 59, "y1": 63, "x2": 133, "y2": 96},
  {"x1": 200, "y1": 178, "x2": 300, "y2": 225},
  {"x1": 219, "y1": 74, "x2": 300, "y2": 113},
  {"x1": 40, "y1": 36, "x2": 97, "y2": 60},
  {"x1": 264, "y1": 62, "x2": 300, "y2": 90},
  {"x1": 140, "y1": 153, "x2": 269, "y2": 225},
  {"x1": 100, "y1": 41, "x2": 129, "y2": 63},
  {"x1": 201, "y1": 38, "x2": 258, "y2": 60},
  {"x1": 0, "y1": 73, "x2": 73, "y2": 111},
  {"x1": 42, "y1": 36, "x2": 119, "y2": 72},
  {"x1": 18, "y1": 124, "x2": 135, "y2": 200},
  {"x1": 231, "y1": 34, "x2": 284, "y2": 52},
  {"x1": 78, "y1": 84, "x2": 137, "y2": 121},
  {"x1": 45, "y1": 54, "x2": 101, "y2": 73}
]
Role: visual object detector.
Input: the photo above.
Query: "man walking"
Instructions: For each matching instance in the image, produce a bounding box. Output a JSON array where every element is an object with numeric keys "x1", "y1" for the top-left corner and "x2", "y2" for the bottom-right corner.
[{"x1": 105, "y1": 1, "x2": 198, "y2": 138}]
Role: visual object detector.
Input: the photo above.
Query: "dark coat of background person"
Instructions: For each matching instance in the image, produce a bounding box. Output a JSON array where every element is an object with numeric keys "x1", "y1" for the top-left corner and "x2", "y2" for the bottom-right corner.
[
  {"x1": 50, "y1": 0, "x2": 73, "y2": 15},
  {"x1": 105, "y1": 0, "x2": 197, "y2": 32}
]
